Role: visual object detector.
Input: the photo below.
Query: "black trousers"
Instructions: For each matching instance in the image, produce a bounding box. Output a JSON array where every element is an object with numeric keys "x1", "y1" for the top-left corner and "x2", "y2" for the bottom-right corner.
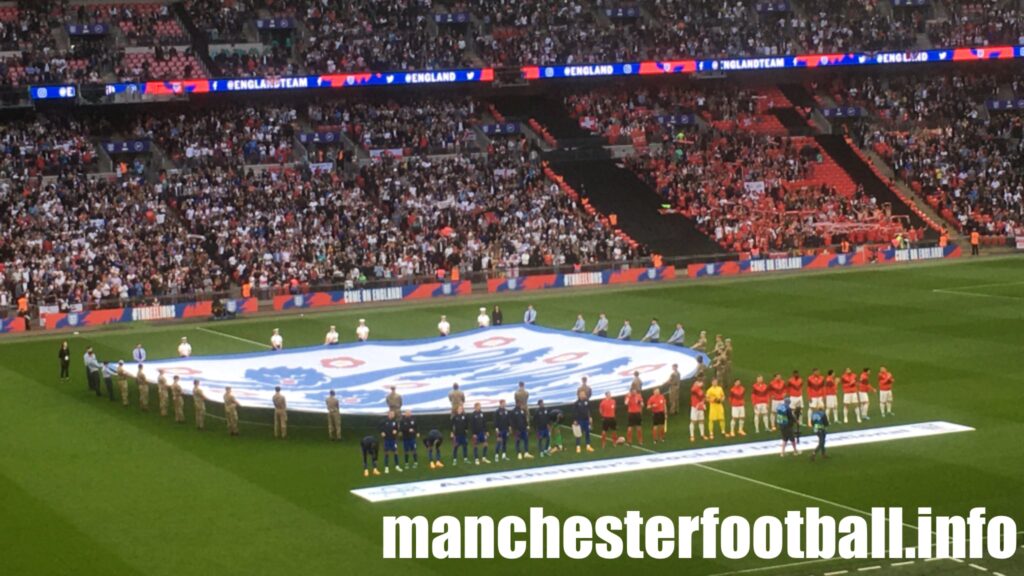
[
  {"x1": 814, "y1": 430, "x2": 827, "y2": 455},
  {"x1": 88, "y1": 371, "x2": 101, "y2": 396},
  {"x1": 104, "y1": 376, "x2": 115, "y2": 401},
  {"x1": 60, "y1": 361, "x2": 70, "y2": 379}
]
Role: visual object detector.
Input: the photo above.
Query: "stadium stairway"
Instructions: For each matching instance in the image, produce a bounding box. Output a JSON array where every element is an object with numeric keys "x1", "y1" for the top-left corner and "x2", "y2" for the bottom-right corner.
[
  {"x1": 488, "y1": 94, "x2": 604, "y2": 148},
  {"x1": 814, "y1": 134, "x2": 935, "y2": 236},
  {"x1": 550, "y1": 158, "x2": 724, "y2": 257}
]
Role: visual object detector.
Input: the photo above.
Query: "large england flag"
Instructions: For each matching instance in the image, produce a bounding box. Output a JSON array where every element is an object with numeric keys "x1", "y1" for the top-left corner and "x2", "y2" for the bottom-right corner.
[{"x1": 133, "y1": 325, "x2": 708, "y2": 414}]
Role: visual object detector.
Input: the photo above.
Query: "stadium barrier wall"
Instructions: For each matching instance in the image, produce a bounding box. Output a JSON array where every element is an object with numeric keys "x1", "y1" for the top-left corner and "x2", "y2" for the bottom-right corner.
[
  {"x1": 686, "y1": 245, "x2": 961, "y2": 278},
  {"x1": 487, "y1": 266, "x2": 676, "y2": 293},
  {"x1": 271, "y1": 281, "x2": 472, "y2": 311},
  {"x1": 35, "y1": 298, "x2": 259, "y2": 332}
]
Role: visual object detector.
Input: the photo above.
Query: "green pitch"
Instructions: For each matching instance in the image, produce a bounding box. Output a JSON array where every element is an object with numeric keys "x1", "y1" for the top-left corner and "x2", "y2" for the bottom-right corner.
[{"x1": 1, "y1": 256, "x2": 1022, "y2": 576}]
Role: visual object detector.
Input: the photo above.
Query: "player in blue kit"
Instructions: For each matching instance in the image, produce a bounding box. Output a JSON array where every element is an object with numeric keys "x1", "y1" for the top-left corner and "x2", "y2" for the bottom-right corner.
[
  {"x1": 512, "y1": 403, "x2": 533, "y2": 460},
  {"x1": 493, "y1": 399, "x2": 511, "y2": 461},
  {"x1": 360, "y1": 435, "x2": 380, "y2": 477},
  {"x1": 380, "y1": 410, "x2": 402, "y2": 474},
  {"x1": 423, "y1": 429, "x2": 444, "y2": 469},
  {"x1": 534, "y1": 400, "x2": 552, "y2": 457},
  {"x1": 400, "y1": 409, "x2": 419, "y2": 469},
  {"x1": 574, "y1": 391, "x2": 595, "y2": 453},
  {"x1": 451, "y1": 405, "x2": 470, "y2": 465},
  {"x1": 470, "y1": 402, "x2": 490, "y2": 464}
]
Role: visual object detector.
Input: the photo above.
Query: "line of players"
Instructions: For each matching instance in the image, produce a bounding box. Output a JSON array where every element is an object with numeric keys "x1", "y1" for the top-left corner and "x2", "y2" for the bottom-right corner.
[
  {"x1": 687, "y1": 367, "x2": 895, "y2": 442},
  {"x1": 359, "y1": 367, "x2": 895, "y2": 475}
]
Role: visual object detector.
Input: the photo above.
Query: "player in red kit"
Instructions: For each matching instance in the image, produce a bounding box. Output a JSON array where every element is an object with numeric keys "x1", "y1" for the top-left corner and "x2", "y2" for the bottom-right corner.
[
  {"x1": 625, "y1": 388, "x2": 644, "y2": 445},
  {"x1": 751, "y1": 375, "x2": 771, "y2": 433},
  {"x1": 728, "y1": 379, "x2": 746, "y2": 437},
  {"x1": 689, "y1": 380, "x2": 707, "y2": 442},
  {"x1": 858, "y1": 368, "x2": 875, "y2": 421},
  {"x1": 806, "y1": 369, "x2": 824, "y2": 426},
  {"x1": 841, "y1": 368, "x2": 859, "y2": 423},
  {"x1": 769, "y1": 373, "x2": 786, "y2": 430},
  {"x1": 823, "y1": 369, "x2": 839, "y2": 423},
  {"x1": 646, "y1": 388, "x2": 667, "y2": 443},
  {"x1": 599, "y1": 391, "x2": 619, "y2": 447},
  {"x1": 787, "y1": 370, "x2": 804, "y2": 417},
  {"x1": 877, "y1": 367, "x2": 894, "y2": 417}
]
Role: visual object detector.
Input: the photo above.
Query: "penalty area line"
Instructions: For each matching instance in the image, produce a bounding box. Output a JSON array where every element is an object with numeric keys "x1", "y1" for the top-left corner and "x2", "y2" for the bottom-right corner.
[{"x1": 196, "y1": 326, "x2": 272, "y2": 349}]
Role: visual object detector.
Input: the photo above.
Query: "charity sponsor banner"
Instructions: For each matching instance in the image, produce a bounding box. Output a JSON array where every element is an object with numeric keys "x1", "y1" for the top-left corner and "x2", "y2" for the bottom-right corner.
[
  {"x1": 131, "y1": 325, "x2": 710, "y2": 415},
  {"x1": 272, "y1": 281, "x2": 471, "y2": 311},
  {"x1": 103, "y1": 139, "x2": 151, "y2": 154},
  {"x1": 255, "y1": 18, "x2": 295, "y2": 29},
  {"x1": 986, "y1": 98, "x2": 1024, "y2": 111},
  {"x1": 655, "y1": 114, "x2": 697, "y2": 126},
  {"x1": 604, "y1": 6, "x2": 640, "y2": 18},
  {"x1": 369, "y1": 148, "x2": 406, "y2": 158},
  {"x1": 298, "y1": 131, "x2": 342, "y2": 144},
  {"x1": 480, "y1": 122, "x2": 519, "y2": 135},
  {"x1": 434, "y1": 12, "x2": 469, "y2": 24},
  {"x1": 41, "y1": 298, "x2": 258, "y2": 330},
  {"x1": 488, "y1": 267, "x2": 675, "y2": 293},
  {"x1": 67, "y1": 23, "x2": 110, "y2": 35},
  {"x1": 820, "y1": 106, "x2": 864, "y2": 118},
  {"x1": 687, "y1": 245, "x2": 959, "y2": 278},
  {"x1": 354, "y1": 421, "x2": 973, "y2": 502},
  {"x1": 755, "y1": 1, "x2": 790, "y2": 12}
]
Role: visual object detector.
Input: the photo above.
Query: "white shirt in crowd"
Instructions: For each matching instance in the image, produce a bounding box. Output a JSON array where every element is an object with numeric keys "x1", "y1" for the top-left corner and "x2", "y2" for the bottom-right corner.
[
  {"x1": 270, "y1": 329, "x2": 283, "y2": 350},
  {"x1": 477, "y1": 307, "x2": 490, "y2": 327},
  {"x1": 438, "y1": 316, "x2": 451, "y2": 336},
  {"x1": 356, "y1": 320, "x2": 369, "y2": 341},
  {"x1": 325, "y1": 326, "x2": 339, "y2": 345},
  {"x1": 177, "y1": 338, "x2": 192, "y2": 357}
]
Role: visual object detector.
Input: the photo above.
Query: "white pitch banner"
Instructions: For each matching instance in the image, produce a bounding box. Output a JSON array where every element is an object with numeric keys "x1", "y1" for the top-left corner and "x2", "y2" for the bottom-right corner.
[{"x1": 352, "y1": 421, "x2": 974, "y2": 502}]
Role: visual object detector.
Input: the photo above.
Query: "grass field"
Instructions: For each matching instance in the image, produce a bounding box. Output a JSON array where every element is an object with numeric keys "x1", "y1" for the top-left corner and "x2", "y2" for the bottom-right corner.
[{"x1": 1, "y1": 256, "x2": 1022, "y2": 576}]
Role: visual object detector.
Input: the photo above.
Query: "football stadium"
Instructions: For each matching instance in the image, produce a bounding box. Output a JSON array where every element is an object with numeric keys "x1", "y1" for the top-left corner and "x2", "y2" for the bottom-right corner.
[{"x1": 1, "y1": 0, "x2": 1024, "y2": 574}]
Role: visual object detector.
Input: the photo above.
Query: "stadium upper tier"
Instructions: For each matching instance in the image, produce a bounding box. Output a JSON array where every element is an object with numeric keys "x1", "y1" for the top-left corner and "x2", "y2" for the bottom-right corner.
[{"x1": 4, "y1": 0, "x2": 1024, "y2": 100}]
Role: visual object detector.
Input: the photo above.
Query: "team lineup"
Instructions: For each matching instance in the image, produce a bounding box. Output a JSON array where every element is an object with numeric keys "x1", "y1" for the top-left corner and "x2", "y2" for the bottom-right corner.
[{"x1": 70, "y1": 304, "x2": 895, "y2": 479}]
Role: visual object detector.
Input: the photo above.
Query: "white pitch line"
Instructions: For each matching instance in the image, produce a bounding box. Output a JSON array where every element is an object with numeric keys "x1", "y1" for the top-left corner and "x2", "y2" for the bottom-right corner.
[
  {"x1": 624, "y1": 442, "x2": 920, "y2": 531},
  {"x1": 940, "y1": 280, "x2": 1024, "y2": 291},
  {"x1": 856, "y1": 566, "x2": 881, "y2": 572},
  {"x1": 694, "y1": 462, "x2": 920, "y2": 531},
  {"x1": 968, "y1": 563, "x2": 989, "y2": 571},
  {"x1": 890, "y1": 561, "x2": 915, "y2": 567},
  {"x1": 931, "y1": 289, "x2": 1024, "y2": 301},
  {"x1": 823, "y1": 571, "x2": 848, "y2": 576},
  {"x1": 196, "y1": 326, "x2": 272, "y2": 348}
]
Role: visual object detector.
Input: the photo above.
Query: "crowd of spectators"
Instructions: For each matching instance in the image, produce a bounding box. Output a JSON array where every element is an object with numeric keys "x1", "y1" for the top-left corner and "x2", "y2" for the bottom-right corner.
[
  {"x1": 302, "y1": 0, "x2": 470, "y2": 74},
  {"x1": 928, "y1": 0, "x2": 1024, "y2": 48},
  {"x1": 0, "y1": 117, "x2": 100, "y2": 180},
  {"x1": 184, "y1": 0, "x2": 252, "y2": 43},
  {"x1": 309, "y1": 97, "x2": 479, "y2": 154},
  {"x1": 153, "y1": 135, "x2": 634, "y2": 294},
  {"x1": 627, "y1": 127, "x2": 892, "y2": 252},
  {"x1": 122, "y1": 105, "x2": 297, "y2": 167},
  {"x1": 0, "y1": 172, "x2": 219, "y2": 311},
  {"x1": 212, "y1": 45, "x2": 297, "y2": 77},
  {"x1": 846, "y1": 73, "x2": 1024, "y2": 236}
]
